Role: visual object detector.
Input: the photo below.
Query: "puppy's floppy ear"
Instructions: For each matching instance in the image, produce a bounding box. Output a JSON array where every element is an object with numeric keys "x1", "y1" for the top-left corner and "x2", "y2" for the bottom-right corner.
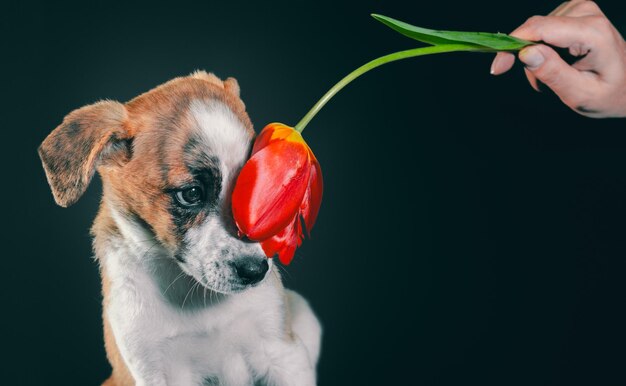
[{"x1": 38, "y1": 100, "x2": 130, "y2": 208}]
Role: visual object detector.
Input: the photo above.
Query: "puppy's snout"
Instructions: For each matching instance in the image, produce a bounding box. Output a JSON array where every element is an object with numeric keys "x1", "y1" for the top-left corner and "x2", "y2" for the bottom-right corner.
[{"x1": 232, "y1": 257, "x2": 269, "y2": 285}]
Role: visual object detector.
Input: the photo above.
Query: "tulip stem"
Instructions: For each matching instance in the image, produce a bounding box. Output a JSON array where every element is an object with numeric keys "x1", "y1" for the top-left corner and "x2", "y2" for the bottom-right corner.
[{"x1": 294, "y1": 44, "x2": 486, "y2": 133}]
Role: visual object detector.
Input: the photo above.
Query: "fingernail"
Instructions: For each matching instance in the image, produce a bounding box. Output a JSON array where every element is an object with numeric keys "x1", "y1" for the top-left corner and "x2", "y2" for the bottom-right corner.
[{"x1": 519, "y1": 47, "x2": 544, "y2": 69}]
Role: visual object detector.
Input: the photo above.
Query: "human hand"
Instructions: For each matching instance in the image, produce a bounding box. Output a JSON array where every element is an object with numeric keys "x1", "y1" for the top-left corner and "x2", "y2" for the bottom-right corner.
[{"x1": 491, "y1": 1, "x2": 626, "y2": 118}]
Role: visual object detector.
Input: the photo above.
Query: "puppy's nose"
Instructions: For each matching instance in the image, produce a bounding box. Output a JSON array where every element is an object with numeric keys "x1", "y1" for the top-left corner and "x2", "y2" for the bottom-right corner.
[{"x1": 233, "y1": 258, "x2": 269, "y2": 285}]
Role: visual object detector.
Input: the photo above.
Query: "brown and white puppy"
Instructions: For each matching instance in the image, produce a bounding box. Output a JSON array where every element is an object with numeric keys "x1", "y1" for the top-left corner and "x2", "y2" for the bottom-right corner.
[{"x1": 39, "y1": 71, "x2": 321, "y2": 386}]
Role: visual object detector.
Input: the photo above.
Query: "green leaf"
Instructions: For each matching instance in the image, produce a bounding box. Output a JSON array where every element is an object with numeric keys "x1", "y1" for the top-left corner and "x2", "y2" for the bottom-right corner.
[{"x1": 371, "y1": 14, "x2": 534, "y2": 51}]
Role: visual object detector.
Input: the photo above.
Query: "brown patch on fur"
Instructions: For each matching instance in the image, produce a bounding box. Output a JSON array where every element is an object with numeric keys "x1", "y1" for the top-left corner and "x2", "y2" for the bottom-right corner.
[
  {"x1": 191, "y1": 71, "x2": 240, "y2": 96},
  {"x1": 100, "y1": 71, "x2": 253, "y2": 250}
]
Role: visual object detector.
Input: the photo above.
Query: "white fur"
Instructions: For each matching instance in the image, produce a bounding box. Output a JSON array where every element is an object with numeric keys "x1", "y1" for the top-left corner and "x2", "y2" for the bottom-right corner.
[
  {"x1": 100, "y1": 98, "x2": 321, "y2": 385},
  {"x1": 102, "y1": 212, "x2": 320, "y2": 385},
  {"x1": 189, "y1": 99, "x2": 252, "y2": 187},
  {"x1": 180, "y1": 215, "x2": 272, "y2": 294}
]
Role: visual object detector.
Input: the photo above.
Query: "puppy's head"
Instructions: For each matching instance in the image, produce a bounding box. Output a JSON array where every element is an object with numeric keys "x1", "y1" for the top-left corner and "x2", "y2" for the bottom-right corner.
[{"x1": 39, "y1": 71, "x2": 271, "y2": 293}]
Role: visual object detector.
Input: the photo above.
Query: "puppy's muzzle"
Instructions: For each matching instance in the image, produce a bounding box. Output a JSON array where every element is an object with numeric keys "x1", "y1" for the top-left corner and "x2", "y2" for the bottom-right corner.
[{"x1": 231, "y1": 257, "x2": 269, "y2": 285}]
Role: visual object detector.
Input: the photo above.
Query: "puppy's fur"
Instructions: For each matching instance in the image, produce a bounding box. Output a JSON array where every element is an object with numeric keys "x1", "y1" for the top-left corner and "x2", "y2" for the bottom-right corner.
[{"x1": 39, "y1": 71, "x2": 321, "y2": 386}]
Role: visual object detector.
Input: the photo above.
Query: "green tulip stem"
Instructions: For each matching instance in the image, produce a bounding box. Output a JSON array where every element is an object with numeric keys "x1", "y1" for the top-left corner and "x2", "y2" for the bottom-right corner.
[{"x1": 294, "y1": 44, "x2": 486, "y2": 133}]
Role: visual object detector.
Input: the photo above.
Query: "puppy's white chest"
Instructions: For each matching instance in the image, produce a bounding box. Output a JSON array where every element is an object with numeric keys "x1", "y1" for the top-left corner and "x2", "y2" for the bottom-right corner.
[
  {"x1": 105, "y1": 252, "x2": 284, "y2": 385},
  {"x1": 158, "y1": 317, "x2": 262, "y2": 385}
]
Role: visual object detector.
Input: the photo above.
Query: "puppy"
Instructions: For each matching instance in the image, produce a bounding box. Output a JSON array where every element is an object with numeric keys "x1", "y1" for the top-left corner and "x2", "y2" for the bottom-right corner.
[{"x1": 39, "y1": 71, "x2": 321, "y2": 386}]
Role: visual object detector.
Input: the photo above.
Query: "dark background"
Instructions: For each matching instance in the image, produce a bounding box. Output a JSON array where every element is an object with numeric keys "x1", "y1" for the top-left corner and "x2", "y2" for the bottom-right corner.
[{"x1": 4, "y1": 0, "x2": 626, "y2": 384}]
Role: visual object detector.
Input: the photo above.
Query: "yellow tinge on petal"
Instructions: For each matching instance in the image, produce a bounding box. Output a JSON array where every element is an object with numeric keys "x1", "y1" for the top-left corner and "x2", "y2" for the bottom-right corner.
[{"x1": 268, "y1": 123, "x2": 307, "y2": 145}]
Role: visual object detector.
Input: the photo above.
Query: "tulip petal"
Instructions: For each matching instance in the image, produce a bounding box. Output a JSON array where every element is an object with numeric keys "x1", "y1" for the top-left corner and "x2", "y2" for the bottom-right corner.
[
  {"x1": 300, "y1": 154, "x2": 323, "y2": 235},
  {"x1": 232, "y1": 140, "x2": 311, "y2": 240},
  {"x1": 251, "y1": 124, "x2": 279, "y2": 154},
  {"x1": 252, "y1": 123, "x2": 304, "y2": 154},
  {"x1": 260, "y1": 214, "x2": 303, "y2": 265},
  {"x1": 232, "y1": 122, "x2": 323, "y2": 264}
]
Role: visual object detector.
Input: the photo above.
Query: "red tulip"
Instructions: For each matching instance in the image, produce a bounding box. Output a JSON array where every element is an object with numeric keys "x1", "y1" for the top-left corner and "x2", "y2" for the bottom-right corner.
[{"x1": 232, "y1": 123, "x2": 323, "y2": 264}]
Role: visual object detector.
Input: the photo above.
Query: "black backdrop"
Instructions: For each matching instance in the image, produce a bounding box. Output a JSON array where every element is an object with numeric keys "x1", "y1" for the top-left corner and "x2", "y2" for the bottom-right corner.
[{"x1": 4, "y1": 0, "x2": 626, "y2": 385}]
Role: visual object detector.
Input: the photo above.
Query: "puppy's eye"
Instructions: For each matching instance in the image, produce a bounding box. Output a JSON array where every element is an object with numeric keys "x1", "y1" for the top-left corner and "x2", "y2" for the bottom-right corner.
[{"x1": 175, "y1": 186, "x2": 205, "y2": 207}]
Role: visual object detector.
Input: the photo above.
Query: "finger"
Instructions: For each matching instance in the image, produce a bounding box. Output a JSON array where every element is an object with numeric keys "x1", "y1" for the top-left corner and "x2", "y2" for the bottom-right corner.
[
  {"x1": 557, "y1": 1, "x2": 604, "y2": 17},
  {"x1": 490, "y1": 52, "x2": 516, "y2": 75},
  {"x1": 549, "y1": 1, "x2": 576, "y2": 16},
  {"x1": 523, "y1": 67, "x2": 541, "y2": 92},
  {"x1": 510, "y1": 15, "x2": 604, "y2": 49},
  {"x1": 518, "y1": 44, "x2": 596, "y2": 104},
  {"x1": 550, "y1": 0, "x2": 589, "y2": 16}
]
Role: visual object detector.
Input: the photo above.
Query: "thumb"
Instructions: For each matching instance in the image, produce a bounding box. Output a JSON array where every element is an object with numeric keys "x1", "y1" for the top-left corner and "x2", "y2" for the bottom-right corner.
[{"x1": 518, "y1": 44, "x2": 592, "y2": 102}]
